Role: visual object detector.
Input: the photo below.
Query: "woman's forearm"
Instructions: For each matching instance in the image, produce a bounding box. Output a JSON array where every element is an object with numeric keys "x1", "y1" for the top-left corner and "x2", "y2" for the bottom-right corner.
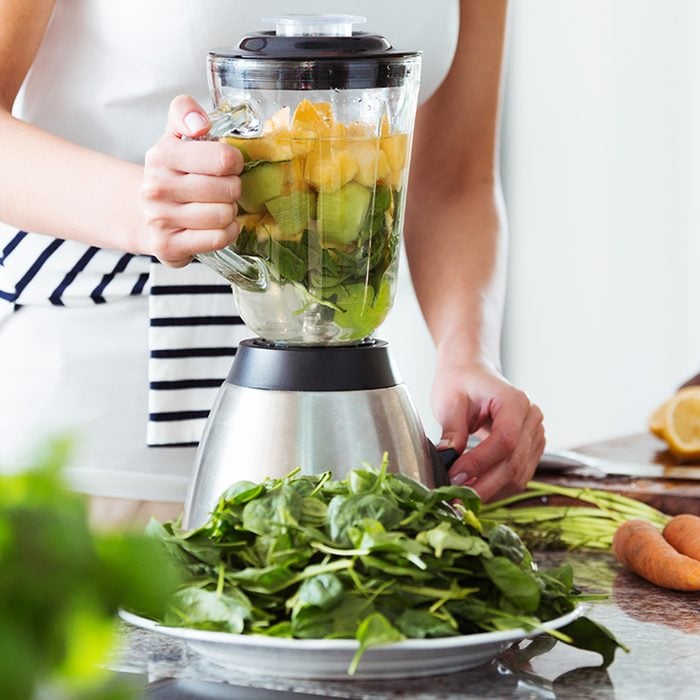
[
  {"x1": 0, "y1": 110, "x2": 144, "y2": 252},
  {"x1": 404, "y1": 179, "x2": 508, "y2": 371}
]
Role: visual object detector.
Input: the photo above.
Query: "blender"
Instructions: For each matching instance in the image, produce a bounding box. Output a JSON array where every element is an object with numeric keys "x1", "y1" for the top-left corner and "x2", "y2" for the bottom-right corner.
[{"x1": 183, "y1": 14, "x2": 457, "y2": 529}]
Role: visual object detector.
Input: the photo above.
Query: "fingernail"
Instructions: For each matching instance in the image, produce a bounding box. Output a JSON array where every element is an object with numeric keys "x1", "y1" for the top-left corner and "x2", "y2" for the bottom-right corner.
[
  {"x1": 450, "y1": 472, "x2": 468, "y2": 485},
  {"x1": 184, "y1": 112, "x2": 208, "y2": 134},
  {"x1": 437, "y1": 438, "x2": 453, "y2": 450}
]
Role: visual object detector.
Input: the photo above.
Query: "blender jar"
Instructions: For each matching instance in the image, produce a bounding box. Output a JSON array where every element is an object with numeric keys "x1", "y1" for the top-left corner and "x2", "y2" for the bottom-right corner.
[{"x1": 198, "y1": 15, "x2": 421, "y2": 345}]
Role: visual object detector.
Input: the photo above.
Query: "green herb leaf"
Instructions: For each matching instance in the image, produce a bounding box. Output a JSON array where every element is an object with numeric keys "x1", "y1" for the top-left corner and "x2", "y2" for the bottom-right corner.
[
  {"x1": 417, "y1": 522, "x2": 492, "y2": 559},
  {"x1": 557, "y1": 617, "x2": 628, "y2": 668},
  {"x1": 166, "y1": 587, "x2": 251, "y2": 633},
  {"x1": 327, "y1": 493, "x2": 404, "y2": 545},
  {"x1": 349, "y1": 612, "x2": 404, "y2": 675},
  {"x1": 482, "y1": 556, "x2": 541, "y2": 613},
  {"x1": 242, "y1": 485, "x2": 303, "y2": 536},
  {"x1": 395, "y1": 609, "x2": 458, "y2": 638}
]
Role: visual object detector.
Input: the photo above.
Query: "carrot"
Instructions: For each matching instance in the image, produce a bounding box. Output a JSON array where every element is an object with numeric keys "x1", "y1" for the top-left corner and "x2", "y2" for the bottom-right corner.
[
  {"x1": 663, "y1": 514, "x2": 700, "y2": 562},
  {"x1": 612, "y1": 519, "x2": 700, "y2": 591}
]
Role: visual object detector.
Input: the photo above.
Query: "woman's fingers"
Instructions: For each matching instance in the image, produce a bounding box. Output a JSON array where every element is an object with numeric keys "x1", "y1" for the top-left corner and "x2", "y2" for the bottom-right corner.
[
  {"x1": 166, "y1": 94, "x2": 211, "y2": 138},
  {"x1": 467, "y1": 404, "x2": 546, "y2": 502},
  {"x1": 144, "y1": 201, "x2": 238, "y2": 233},
  {"x1": 142, "y1": 171, "x2": 241, "y2": 206},
  {"x1": 145, "y1": 135, "x2": 244, "y2": 177},
  {"x1": 171, "y1": 172, "x2": 242, "y2": 204},
  {"x1": 149, "y1": 223, "x2": 241, "y2": 268},
  {"x1": 140, "y1": 95, "x2": 247, "y2": 265},
  {"x1": 448, "y1": 388, "x2": 531, "y2": 483}
]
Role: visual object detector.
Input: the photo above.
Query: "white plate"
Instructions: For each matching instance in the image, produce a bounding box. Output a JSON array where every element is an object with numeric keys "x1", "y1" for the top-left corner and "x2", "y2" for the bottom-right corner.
[{"x1": 119, "y1": 605, "x2": 585, "y2": 680}]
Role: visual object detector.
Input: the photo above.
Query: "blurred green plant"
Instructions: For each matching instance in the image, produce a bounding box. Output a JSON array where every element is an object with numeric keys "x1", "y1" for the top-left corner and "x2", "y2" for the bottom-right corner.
[{"x1": 0, "y1": 438, "x2": 179, "y2": 700}]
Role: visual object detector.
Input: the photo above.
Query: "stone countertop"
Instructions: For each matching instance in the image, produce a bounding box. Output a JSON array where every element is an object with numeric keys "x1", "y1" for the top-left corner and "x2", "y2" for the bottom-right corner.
[{"x1": 110, "y1": 551, "x2": 700, "y2": 700}]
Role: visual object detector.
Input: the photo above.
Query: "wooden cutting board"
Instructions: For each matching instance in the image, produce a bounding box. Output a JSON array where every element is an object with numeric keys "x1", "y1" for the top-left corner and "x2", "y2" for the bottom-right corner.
[{"x1": 536, "y1": 433, "x2": 700, "y2": 515}]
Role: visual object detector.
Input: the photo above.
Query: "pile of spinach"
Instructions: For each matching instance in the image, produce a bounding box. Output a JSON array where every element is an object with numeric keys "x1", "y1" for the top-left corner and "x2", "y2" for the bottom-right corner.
[
  {"x1": 234, "y1": 185, "x2": 398, "y2": 316},
  {"x1": 149, "y1": 459, "x2": 623, "y2": 674}
]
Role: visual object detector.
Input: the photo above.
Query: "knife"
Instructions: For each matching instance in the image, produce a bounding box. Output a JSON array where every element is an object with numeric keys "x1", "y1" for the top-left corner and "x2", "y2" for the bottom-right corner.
[{"x1": 538, "y1": 449, "x2": 700, "y2": 481}]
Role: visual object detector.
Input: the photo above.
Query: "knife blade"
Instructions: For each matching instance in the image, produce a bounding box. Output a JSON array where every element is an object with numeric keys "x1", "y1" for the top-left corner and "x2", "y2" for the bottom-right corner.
[{"x1": 538, "y1": 449, "x2": 700, "y2": 481}]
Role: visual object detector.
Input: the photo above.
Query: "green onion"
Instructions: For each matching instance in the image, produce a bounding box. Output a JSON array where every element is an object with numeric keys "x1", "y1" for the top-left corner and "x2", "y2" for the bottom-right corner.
[{"x1": 480, "y1": 481, "x2": 671, "y2": 551}]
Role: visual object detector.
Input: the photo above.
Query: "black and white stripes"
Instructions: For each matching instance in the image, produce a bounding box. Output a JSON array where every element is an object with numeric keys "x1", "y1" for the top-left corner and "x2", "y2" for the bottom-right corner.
[
  {"x1": 147, "y1": 261, "x2": 247, "y2": 447},
  {"x1": 1, "y1": 228, "x2": 248, "y2": 448},
  {"x1": 0, "y1": 229, "x2": 150, "y2": 308}
]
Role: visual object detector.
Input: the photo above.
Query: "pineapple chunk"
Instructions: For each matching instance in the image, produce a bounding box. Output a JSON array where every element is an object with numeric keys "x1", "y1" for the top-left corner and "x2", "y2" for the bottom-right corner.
[
  {"x1": 221, "y1": 136, "x2": 252, "y2": 162},
  {"x1": 287, "y1": 157, "x2": 307, "y2": 191},
  {"x1": 235, "y1": 213, "x2": 263, "y2": 232},
  {"x1": 290, "y1": 126, "x2": 316, "y2": 156},
  {"x1": 380, "y1": 133, "x2": 409, "y2": 171},
  {"x1": 346, "y1": 121, "x2": 375, "y2": 138},
  {"x1": 244, "y1": 132, "x2": 294, "y2": 162},
  {"x1": 292, "y1": 99, "x2": 333, "y2": 136},
  {"x1": 380, "y1": 114, "x2": 391, "y2": 137},
  {"x1": 262, "y1": 106, "x2": 291, "y2": 135},
  {"x1": 347, "y1": 139, "x2": 391, "y2": 187},
  {"x1": 304, "y1": 148, "x2": 357, "y2": 192},
  {"x1": 329, "y1": 122, "x2": 347, "y2": 137},
  {"x1": 381, "y1": 168, "x2": 406, "y2": 190},
  {"x1": 328, "y1": 122, "x2": 348, "y2": 152}
]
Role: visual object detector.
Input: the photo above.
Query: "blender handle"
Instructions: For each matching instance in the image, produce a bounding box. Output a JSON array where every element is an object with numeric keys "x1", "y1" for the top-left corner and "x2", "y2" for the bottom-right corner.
[
  {"x1": 195, "y1": 249, "x2": 268, "y2": 292},
  {"x1": 191, "y1": 103, "x2": 269, "y2": 292},
  {"x1": 428, "y1": 442, "x2": 461, "y2": 487}
]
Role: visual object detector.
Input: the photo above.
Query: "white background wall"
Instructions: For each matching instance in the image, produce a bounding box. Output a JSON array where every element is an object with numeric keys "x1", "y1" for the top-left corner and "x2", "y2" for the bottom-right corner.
[
  {"x1": 502, "y1": 0, "x2": 700, "y2": 448},
  {"x1": 385, "y1": 0, "x2": 700, "y2": 450}
]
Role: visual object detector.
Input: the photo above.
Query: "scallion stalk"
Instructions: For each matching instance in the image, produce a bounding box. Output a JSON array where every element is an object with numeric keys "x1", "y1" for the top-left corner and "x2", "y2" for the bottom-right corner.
[{"x1": 481, "y1": 481, "x2": 671, "y2": 551}]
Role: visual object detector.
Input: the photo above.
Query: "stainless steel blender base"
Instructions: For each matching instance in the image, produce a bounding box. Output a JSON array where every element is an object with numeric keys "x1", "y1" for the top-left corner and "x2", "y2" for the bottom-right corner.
[
  {"x1": 184, "y1": 384, "x2": 438, "y2": 529},
  {"x1": 182, "y1": 340, "x2": 448, "y2": 529}
]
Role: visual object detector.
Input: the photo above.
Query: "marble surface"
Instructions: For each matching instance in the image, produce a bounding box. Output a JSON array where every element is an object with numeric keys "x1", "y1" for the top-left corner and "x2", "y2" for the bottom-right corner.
[{"x1": 111, "y1": 552, "x2": 700, "y2": 699}]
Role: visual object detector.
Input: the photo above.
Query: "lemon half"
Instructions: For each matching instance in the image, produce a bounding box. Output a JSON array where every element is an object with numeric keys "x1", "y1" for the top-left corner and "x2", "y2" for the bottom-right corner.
[
  {"x1": 654, "y1": 387, "x2": 700, "y2": 460},
  {"x1": 648, "y1": 398, "x2": 670, "y2": 438}
]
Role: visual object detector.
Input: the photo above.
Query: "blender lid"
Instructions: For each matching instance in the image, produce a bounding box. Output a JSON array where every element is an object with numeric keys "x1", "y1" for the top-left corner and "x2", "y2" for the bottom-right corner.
[{"x1": 209, "y1": 13, "x2": 420, "y2": 90}]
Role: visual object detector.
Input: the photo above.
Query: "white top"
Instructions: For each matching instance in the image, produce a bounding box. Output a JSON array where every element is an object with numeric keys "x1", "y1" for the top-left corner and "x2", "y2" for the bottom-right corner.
[
  {"x1": 2, "y1": 1, "x2": 459, "y2": 309},
  {"x1": 16, "y1": 0, "x2": 458, "y2": 160},
  {"x1": 0, "y1": 0, "x2": 459, "y2": 498}
]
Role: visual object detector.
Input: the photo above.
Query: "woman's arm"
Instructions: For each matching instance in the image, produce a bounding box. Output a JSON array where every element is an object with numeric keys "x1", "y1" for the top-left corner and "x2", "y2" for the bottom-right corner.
[
  {"x1": 0, "y1": 0, "x2": 240, "y2": 267},
  {"x1": 406, "y1": 0, "x2": 544, "y2": 500}
]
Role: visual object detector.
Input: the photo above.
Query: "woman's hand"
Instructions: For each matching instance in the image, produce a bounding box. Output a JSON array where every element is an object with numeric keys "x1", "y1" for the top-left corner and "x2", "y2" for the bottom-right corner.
[
  {"x1": 141, "y1": 95, "x2": 243, "y2": 267},
  {"x1": 432, "y1": 359, "x2": 545, "y2": 502}
]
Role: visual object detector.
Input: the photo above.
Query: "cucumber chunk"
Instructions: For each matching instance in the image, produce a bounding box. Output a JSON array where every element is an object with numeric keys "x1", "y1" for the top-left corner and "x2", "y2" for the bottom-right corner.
[
  {"x1": 317, "y1": 183, "x2": 372, "y2": 246},
  {"x1": 239, "y1": 163, "x2": 287, "y2": 214},
  {"x1": 265, "y1": 190, "x2": 317, "y2": 236}
]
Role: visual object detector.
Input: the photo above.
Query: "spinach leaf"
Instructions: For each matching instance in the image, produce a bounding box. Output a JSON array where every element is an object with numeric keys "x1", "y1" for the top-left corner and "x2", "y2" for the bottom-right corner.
[
  {"x1": 242, "y1": 485, "x2": 303, "y2": 536},
  {"x1": 417, "y1": 522, "x2": 492, "y2": 558},
  {"x1": 292, "y1": 594, "x2": 370, "y2": 640},
  {"x1": 229, "y1": 564, "x2": 297, "y2": 594},
  {"x1": 487, "y1": 523, "x2": 531, "y2": 565},
  {"x1": 558, "y1": 617, "x2": 629, "y2": 668},
  {"x1": 270, "y1": 239, "x2": 307, "y2": 283},
  {"x1": 295, "y1": 573, "x2": 345, "y2": 612},
  {"x1": 482, "y1": 556, "x2": 541, "y2": 613},
  {"x1": 327, "y1": 493, "x2": 404, "y2": 545},
  {"x1": 395, "y1": 609, "x2": 458, "y2": 638},
  {"x1": 349, "y1": 612, "x2": 404, "y2": 675},
  {"x1": 219, "y1": 480, "x2": 265, "y2": 506},
  {"x1": 166, "y1": 587, "x2": 251, "y2": 633},
  {"x1": 300, "y1": 496, "x2": 328, "y2": 527}
]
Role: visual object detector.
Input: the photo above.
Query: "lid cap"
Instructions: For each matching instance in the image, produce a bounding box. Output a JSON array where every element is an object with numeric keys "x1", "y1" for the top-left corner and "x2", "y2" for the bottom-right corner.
[{"x1": 263, "y1": 14, "x2": 367, "y2": 38}]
